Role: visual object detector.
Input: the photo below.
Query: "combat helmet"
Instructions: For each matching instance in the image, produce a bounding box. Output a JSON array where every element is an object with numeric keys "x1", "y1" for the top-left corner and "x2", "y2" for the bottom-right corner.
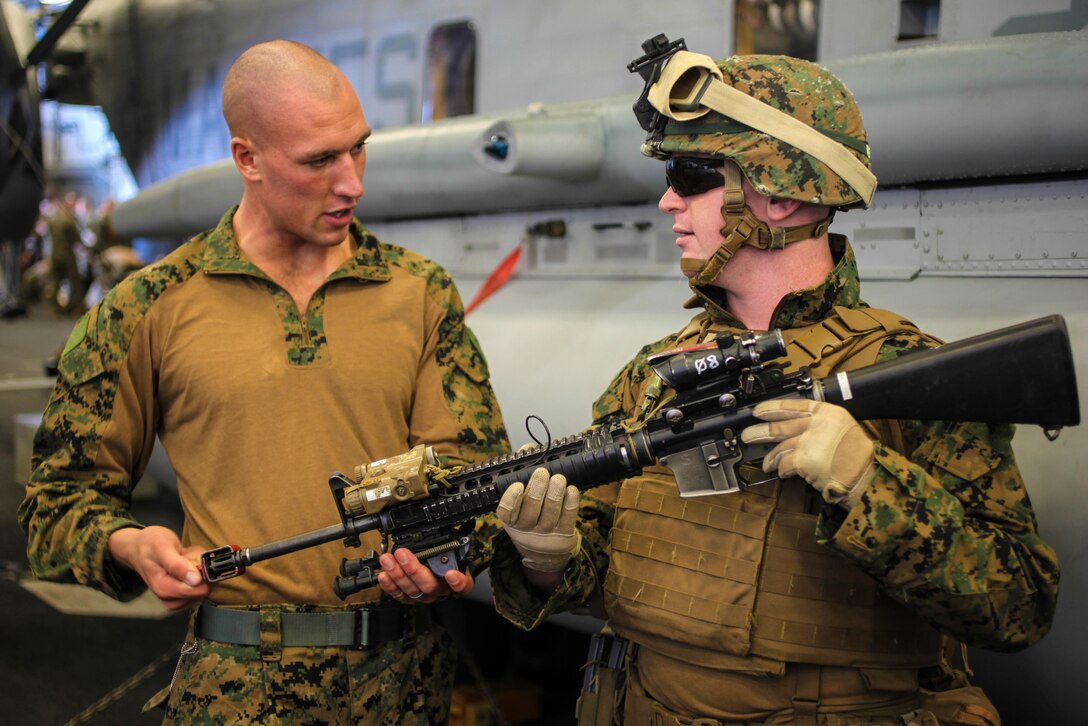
[{"x1": 628, "y1": 35, "x2": 876, "y2": 286}]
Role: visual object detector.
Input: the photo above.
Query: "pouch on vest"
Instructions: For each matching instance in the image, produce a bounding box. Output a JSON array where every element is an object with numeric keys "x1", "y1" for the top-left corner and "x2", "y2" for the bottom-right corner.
[
  {"x1": 606, "y1": 307, "x2": 944, "y2": 674},
  {"x1": 916, "y1": 638, "x2": 1001, "y2": 726},
  {"x1": 576, "y1": 629, "x2": 629, "y2": 726}
]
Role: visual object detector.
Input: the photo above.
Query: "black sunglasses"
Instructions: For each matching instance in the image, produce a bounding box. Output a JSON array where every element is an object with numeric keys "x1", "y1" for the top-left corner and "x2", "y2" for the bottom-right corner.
[{"x1": 665, "y1": 157, "x2": 726, "y2": 197}]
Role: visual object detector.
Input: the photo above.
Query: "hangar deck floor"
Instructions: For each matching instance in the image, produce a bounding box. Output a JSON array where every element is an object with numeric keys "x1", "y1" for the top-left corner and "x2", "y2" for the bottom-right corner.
[
  {"x1": 0, "y1": 305, "x2": 585, "y2": 725},
  {"x1": 0, "y1": 306, "x2": 185, "y2": 725}
]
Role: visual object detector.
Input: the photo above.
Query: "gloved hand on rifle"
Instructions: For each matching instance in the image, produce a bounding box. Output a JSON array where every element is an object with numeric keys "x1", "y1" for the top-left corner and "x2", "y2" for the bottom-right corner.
[
  {"x1": 741, "y1": 399, "x2": 877, "y2": 508},
  {"x1": 497, "y1": 467, "x2": 581, "y2": 574}
]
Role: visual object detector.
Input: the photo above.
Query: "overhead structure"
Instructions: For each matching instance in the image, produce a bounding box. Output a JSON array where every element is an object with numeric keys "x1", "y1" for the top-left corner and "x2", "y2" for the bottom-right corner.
[
  {"x1": 0, "y1": 0, "x2": 96, "y2": 241},
  {"x1": 0, "y1": 1, "x2": 43, "y2": 241}
]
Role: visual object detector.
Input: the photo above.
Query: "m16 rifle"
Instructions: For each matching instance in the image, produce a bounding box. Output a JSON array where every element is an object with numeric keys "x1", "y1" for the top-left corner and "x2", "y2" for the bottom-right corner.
[{"x1": 199, "y1": 315, "x2": 1080, "y2": 599}]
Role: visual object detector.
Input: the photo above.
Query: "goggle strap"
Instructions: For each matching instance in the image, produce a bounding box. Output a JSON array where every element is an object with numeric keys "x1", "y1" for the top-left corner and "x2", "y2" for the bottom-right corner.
[
  {"x1": 699, "y1": 80, "x2": 876, "y2": 206},
  {"x1": 649, "y1": 51, "x2": 876, "y2": 206}
]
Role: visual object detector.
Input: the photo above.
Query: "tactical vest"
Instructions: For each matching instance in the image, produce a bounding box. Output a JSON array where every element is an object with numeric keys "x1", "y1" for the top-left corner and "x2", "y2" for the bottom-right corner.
[{"x1": 604, "y1": 306, "x2": 945, "y2": 674}]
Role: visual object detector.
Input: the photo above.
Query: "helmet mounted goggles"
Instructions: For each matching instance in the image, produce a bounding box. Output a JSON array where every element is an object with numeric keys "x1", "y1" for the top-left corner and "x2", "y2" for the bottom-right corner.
[
  {"x1": 628, "y1": 35, "x2": 864, "y2": 289},
  {"x1": 627, "y1": 34, "x2": 876, "y2": 208}
]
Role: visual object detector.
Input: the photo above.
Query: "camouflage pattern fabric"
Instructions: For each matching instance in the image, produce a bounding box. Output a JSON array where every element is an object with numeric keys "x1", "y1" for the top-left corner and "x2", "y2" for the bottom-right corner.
[
  {"x1": 654, "y1": 54, "x2": 871, "y2": 209},
  {"x1": 20, "y1": 208, "x2": 509, "y2": 721},
  {"x1": 379, "y1": 245, "x2": 509, "y2": 459},
  {"x1": 46, "y1": 202, "x2": 85, "y2": 314},
  {"x1": 152, "y1": 613, "x2": 456, "y2": 724},
  {"x1": 489, "y1": 235, "x2": 1060, "y2": 653},
  {"x1": 19, "y1": 209, "x2": 508, "y2": 602}
]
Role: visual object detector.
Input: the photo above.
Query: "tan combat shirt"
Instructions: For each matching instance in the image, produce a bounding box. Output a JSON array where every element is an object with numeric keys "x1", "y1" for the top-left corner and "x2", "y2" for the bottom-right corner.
[{"x1": 21, "y1": 210, "x2": 509, "y2": 607}]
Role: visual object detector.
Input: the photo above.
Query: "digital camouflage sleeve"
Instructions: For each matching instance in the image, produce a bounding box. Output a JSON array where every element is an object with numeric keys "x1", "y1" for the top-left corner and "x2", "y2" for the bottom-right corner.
[{"x1": 817, "y1": 333, "x2": 1060, "y2": 651}]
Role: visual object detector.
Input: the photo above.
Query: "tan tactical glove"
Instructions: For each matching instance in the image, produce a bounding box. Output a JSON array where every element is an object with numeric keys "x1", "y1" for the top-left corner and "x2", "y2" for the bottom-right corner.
[
  {"x1": 496, "y1": 467, "x2": 581, "y2": 572},
  {"x1": 740, "y1": 399, "x2": 877, "y2": 508}
]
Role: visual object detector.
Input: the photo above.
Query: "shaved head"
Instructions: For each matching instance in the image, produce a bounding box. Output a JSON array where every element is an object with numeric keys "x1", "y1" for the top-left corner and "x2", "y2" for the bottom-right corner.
[
  {"x1": 223, "y1": 39, "x2": 370, "y2": 255},
  {"x1": 223, "y1": 40, "x2": 351, "y2": 143}
]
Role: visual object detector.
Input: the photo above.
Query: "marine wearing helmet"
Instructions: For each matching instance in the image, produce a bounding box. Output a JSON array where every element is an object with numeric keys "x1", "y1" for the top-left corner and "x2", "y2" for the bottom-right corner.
[
  {"x1": 486, "y1": 35, "x2": 1057, "y2": 726},
  {"x1": 631, "y1": 37, "x2": 875, "y2": 287}
]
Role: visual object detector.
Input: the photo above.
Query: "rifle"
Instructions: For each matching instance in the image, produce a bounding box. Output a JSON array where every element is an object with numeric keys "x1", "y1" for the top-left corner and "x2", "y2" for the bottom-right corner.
[{"x1": 199, "y1": 315, "x2": 1080, "y2": 599}]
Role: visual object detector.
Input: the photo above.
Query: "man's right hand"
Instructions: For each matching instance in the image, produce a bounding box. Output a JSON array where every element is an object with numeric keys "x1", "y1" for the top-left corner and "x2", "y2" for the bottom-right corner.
[
  {"x1": 107, "y1": 525, "x2": 209, "y2": 611},
  {"x1": 496, "y1": 468, "x2": 581, "y2": 576}
]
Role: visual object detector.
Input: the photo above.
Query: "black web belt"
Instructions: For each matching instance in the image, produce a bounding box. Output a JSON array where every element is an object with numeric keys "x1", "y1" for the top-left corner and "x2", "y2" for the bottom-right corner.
[{"x1": 196, "y1": 602, "x2": 432, "y2": 648}]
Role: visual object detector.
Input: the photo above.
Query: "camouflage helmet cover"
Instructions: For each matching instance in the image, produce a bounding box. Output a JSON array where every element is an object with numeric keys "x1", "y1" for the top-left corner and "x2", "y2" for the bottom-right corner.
[{"x1": 655, "y1": 55, "x2": 872, "y2": 209}]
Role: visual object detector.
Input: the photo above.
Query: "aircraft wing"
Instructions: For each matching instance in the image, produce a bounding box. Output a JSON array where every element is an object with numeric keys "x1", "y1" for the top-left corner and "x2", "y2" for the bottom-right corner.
[
  {"x1": 112, "y1": 31, "x2": 1088, "y2": 240},
  {"x1": 113, "y1": 95, "x2": 660, "y2": 238}
]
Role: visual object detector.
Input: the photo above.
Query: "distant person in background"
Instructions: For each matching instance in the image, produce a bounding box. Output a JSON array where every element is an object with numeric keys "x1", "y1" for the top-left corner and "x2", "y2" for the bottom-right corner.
[
  {"x1": 20, "y1": 40, "x2": 509, "y2": 724},
  {"x1": 13, "y1": 212, "x2": 48, "y2": 313},
  {"x1": 0, "y1": 236, "x2": 24, "y2": 317},
  {"x1": 0, "y1": 218, "x2": 30, "y2": 317},
  {"x1": 43, "y1": 191, "x2": 86, "y2": 316},
  {"x1": 88, "y1": 198, "x2": 144, "y2": 297},
  {"x1": 89, "y1": 198, "x2": 120, "y2": 254}
]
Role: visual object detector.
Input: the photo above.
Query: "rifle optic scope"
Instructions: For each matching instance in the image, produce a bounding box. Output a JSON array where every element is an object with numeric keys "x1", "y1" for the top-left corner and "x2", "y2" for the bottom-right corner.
[{"x1": 649, "y1": 330, "x2": 787, "y2": 390}]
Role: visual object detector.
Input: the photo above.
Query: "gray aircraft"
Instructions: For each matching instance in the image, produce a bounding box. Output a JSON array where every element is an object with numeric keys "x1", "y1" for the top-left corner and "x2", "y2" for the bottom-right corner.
[{"x1": 3, "y1": 0, "x2": 1087, "y2": 722}]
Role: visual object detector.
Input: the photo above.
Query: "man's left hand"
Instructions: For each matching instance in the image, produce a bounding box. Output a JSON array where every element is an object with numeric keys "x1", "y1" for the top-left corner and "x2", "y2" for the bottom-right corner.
[
  {"x1": 377, "y1": 548, "x2": 474, "y2": 604},
  {"x1": 740, "y1": 399, "x2": 877, "y2": 507}
]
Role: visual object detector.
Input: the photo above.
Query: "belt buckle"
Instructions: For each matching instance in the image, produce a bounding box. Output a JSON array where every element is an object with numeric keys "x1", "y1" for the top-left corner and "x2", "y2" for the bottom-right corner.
[
  {"x1": 354, "y1": 607, "x2": 372, "y2": 649},
  {"x1": 353, "y1": 604, "x2": 417, "y2": 649}
]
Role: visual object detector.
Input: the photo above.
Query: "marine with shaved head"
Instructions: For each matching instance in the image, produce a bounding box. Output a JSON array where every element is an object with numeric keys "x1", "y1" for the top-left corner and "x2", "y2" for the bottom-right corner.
[{"x1": 20, "y1": 40, "x2": 509, "y2": 723}]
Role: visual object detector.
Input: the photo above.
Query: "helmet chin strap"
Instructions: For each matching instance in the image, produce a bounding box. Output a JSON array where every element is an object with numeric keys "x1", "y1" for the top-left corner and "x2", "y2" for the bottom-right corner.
[{"x1": 683, "y1": 161, "x2": 833, "y2": 287}]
